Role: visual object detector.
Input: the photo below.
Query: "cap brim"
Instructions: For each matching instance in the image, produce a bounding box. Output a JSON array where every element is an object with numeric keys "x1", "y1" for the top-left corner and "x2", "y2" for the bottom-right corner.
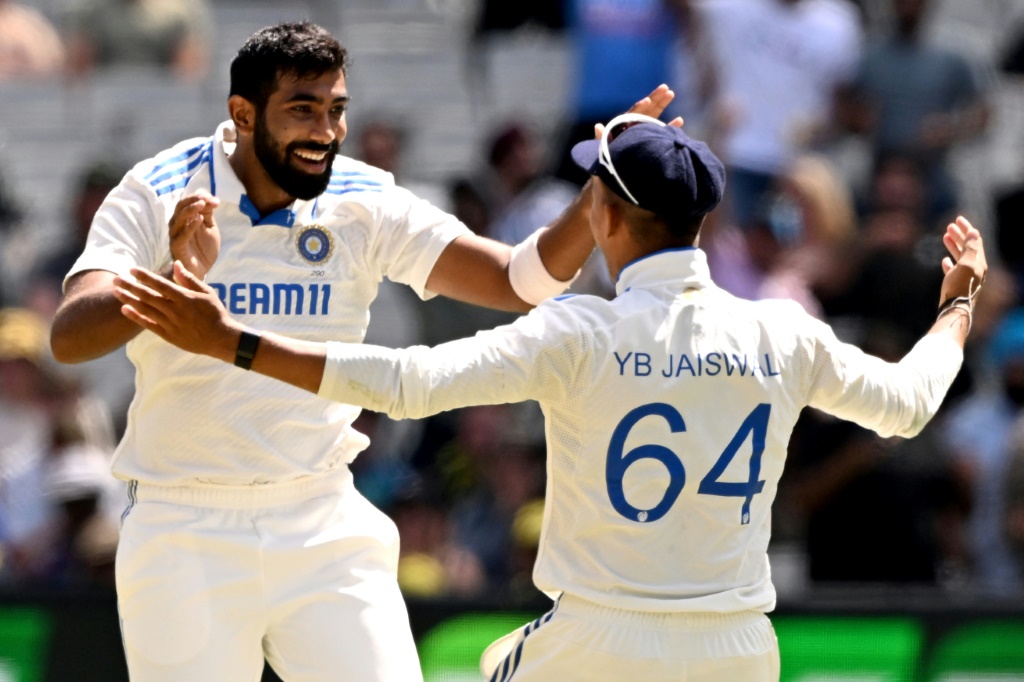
[{"x1": 570, "y1": 139, "x2": 600, "y2": 173}]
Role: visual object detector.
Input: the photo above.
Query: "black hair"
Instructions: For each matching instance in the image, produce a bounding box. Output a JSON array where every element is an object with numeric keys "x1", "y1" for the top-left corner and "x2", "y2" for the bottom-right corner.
[
  {"x1": 601, "y1": 184, "x2": 704, "y2": 248},
  {"x1": 229, "y1": 22, "x2": 350, "y2": 110}
]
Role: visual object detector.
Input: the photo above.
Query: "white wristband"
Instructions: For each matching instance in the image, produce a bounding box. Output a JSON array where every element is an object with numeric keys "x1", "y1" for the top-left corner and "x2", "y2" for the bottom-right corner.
[{"x1": 508, "y1": 228, "x2": 578, "y2": 306}]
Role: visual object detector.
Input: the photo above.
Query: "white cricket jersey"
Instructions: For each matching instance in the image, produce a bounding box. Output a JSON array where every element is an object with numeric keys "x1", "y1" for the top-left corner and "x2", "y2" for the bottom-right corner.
[
  {"x1": 318, "y1": 248, "x2": 963, "y2": 614},
  {"x1": 67, "y1": 121, "x2": 472, "y2": 486}
]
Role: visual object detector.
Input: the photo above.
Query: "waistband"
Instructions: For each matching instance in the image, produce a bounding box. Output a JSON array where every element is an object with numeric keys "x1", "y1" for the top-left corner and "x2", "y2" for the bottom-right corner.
[
  {"x1": 558, "y1": 593, "x2": 769, "y2": 632},
  {"x1": 128, "y1": 466, "x2": 354, "y2": 509}
]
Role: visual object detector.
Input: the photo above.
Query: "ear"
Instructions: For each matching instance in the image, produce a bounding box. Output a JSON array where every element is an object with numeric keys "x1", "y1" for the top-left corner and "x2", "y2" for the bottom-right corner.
[
  {"x1": 228, "y1": 95, "x2": 256, "y2": 135},
  {"x1": 604, "y1": 201, "x2": 627, "y2": 240}
]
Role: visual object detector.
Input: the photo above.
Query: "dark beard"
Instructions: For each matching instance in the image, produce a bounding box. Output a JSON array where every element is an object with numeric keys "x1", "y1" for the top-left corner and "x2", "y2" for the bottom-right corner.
[{"x1": 253, "y1": 114, "x2": 338, "y2": 200}]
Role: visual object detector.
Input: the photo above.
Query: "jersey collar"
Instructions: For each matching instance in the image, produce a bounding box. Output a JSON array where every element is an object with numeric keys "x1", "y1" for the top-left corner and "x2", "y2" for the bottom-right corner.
[
  {"x1": 212, "y1": 120, "x2": 318, "y2": 228},
  {"x1": 615, "y1": 247, "x2": 712, "y2": 297}
]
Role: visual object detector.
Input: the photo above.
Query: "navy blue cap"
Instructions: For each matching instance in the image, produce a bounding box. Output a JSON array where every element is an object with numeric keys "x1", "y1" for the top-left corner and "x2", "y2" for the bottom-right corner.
[{"x1": 571, "y1": 123, "x2": 726, "y2": 221}]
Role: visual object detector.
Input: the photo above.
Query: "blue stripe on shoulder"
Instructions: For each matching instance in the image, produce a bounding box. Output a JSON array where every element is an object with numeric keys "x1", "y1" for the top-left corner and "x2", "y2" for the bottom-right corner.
[
  {"x1": 324, "y1": 182, "x2": 384, "y2": 196},
  {"x1": 152, "y1": 143, "x2": 212, "y2": 197},
  {"x1": 145, "y1": 142, "x2": 207, "y2": 182},
  {"x1": 553, "y1": 294, "x2": 577, "y2": 301},
  {"x1": 328, "y1": 176, "x2": 383, "y2": 188}
]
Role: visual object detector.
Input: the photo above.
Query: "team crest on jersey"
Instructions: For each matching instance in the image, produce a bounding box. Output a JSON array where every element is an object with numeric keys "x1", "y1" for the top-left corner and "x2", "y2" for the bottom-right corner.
[{"x1": 296, "y1": 225, "x2": 333, "y2": 264}]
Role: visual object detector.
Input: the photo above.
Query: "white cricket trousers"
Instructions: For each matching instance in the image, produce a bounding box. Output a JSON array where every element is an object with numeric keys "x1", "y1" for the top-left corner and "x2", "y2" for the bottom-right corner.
[
  {"x1": 115, "y1": 466, "x2": 423, "y2": 682},
  {"x1": 481, "y1": 594, "x2": 780, "y2": 682}
]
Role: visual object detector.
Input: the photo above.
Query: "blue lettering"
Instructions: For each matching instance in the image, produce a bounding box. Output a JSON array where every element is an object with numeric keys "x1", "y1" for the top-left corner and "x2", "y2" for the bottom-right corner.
[
  {"x1": 206, "y1": 282, "x2": 329, "y2": 316},
  {"x1": 273, "y1": 284, "x2": 304, "y2": 315},
  {"x1": 614, "y1": 351, "x2": 632, "y2": 376},
  {"x1": 764, "y1": 354, "x2": 780, "y2": 377},
  {"x1": 320, "y1": 283, "x2": 330, "y2": 314},
  {"x1": 726, "y1": 354, "x2": 748, "y2": 377},
  {"x1": 250, "y1": 283, "x2": 271, "y2": 314},
  {"x1": 635, "y1": 352, "x2": 651, "y2": 377},
  {"x1": 229, "y1": 283, "x2": 246, "y2": 315},
  {"x1": 661, "y1": 354, "x2": 673, "y2": 378},
  {"x1": 706, "y1": 352, "x2": 721, "y2": 376},
  {"x1": 675, "y1": 354, "x2": 696, "y2": 377}
]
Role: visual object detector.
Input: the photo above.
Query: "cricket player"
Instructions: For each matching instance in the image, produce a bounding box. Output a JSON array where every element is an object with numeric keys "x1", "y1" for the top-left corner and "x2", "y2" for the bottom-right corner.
[
  {"x1": 48, "y1": 21, "x2": 685, "y2": 682},
  {"x1": 112, "y1": 116, "x2": 985, "y2": 681}
]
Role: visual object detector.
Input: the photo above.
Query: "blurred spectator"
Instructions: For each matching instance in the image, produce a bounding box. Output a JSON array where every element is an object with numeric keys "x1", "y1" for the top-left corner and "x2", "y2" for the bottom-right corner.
[
  {"x1": 1004, "y1": 416, "x2": 1024, "y2": 585},
  {"x1": 24, "y1": 160, "x2": 135, "y2": 438},
  {"x1": 0, "y1": 167, "x2": 25, "y2": 306},
  {"x1": 506, "y1": 497, "x2": 545, "y2": 602},
  {"x1": 480, "y1": 122, "x2": 577, "y2": 246},
  {"x1": 15, "y1": 404, "x2": 121, "y2": 589},
  {"x1": 817, "y1": 155, "x2": 946, "y2": 346},
  {"x1": 992, "y1": 171, "x2": 1024, "y2": 306},
  {"x1": 0, "y1": 308, "x2": 62, "y2": 560},
  {"x1": 63, "y1": 0, "x2": 211, "y2": 81},
  {"x1": 353, "y1": 115, "x2": 450, "y2": 211},
  {"x1": 0, "y1": 307, "x2": 118, "y2": 587},
  {"x1": 1002, "y1": 303, "x2": 1024, "y2": 592},
  {"x1": 836, "y1": 0, "x2": 991, "y2": 226},
  {"x1": 390, "y1": 486, "x2": 486, "y2": 599},
  {"x1": 418, "y1": 125, "x2": 582, "y2": 346},
  {"x1": 784, "y1": 350, "x2": 970, "y2": 585},
  {"x1": 423, "y1": 404, "x2": 546, "y2": 596},
  {"x1": 822, "y1": 206, "x2": 944, "y2": 344},
  {"x1": 552, "y1": 0, "x2": 690, "y2": 185},
  {"x1": 699, "y1": 0, "x2": 863, "y2": 230},
  {"x1": 0, "y1": 0, "x2": 65, "y2": 80},
  {"x1": 706, "y1": 153, "x2": 856, "y2": 317},
  {"x1": 448, "y1": 178, "x2": 491, "y2": 237},
  {"x1": 943, "y1": 309, "x2": 1024, "y2": 595},
  {"x1": 998, "y1": 17, "x2": 1024, "y2": 77},
  {"x1": 26, "y1": 160, "x2": 127, "y2": 317}
]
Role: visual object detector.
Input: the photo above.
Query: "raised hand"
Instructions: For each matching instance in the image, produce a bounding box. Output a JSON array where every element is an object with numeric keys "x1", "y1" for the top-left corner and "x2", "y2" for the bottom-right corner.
[
  {"x1": 113, "y1": 261, "x2": 242, "y2": 363},
  {"x1": 169, "y1": 190, "x2": 221, "y2": 280},
  {"x1": 595, "y1": 84, "x2": 684, "y2": 139},
  {"x1": 939, "y1": 215, "x2": 987, "y2": 307}
]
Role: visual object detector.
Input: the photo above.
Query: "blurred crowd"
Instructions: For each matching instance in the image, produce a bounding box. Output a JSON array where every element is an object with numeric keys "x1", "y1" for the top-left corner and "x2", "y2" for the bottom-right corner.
[{"x1": 4, "y1": 0, "x2": 1024, "y2": 605}]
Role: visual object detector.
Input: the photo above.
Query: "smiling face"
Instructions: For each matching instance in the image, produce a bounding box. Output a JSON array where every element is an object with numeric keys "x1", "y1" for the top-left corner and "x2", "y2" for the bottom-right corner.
[{"x1": 252, "y1": 68, "x2": 349, "y2": 200}]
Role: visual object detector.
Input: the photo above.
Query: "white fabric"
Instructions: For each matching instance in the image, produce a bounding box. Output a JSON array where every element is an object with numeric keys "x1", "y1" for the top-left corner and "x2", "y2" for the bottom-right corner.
[
  {"x1": 117, "y1": 470, "x2": 421, "y2": 682},
  {"x1": 481, "y1": 596, "x2": 779, "y2": 681},
  {"x1": 67, "y1": 120, "x2": 471, "y2": 486},
  {"x1": 508, "y1": 227, "x2": 577, "y2": 306},
  {"x1": 699, "y1": 0, "x2": 862, "y2": 172},
  {"x1": 320, "y1": 248, "x2": 963, "y2": 615}
]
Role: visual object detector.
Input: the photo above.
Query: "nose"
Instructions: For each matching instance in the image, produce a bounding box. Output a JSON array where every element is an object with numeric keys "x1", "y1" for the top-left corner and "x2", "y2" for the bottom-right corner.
[{"x1": 310, "y1": 112, "x2": 337, "y2": 145}]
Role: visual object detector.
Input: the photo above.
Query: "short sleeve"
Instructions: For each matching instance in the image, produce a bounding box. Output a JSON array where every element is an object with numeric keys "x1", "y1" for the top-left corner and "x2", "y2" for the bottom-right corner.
[
  {"x1": 64, "y1": 173, "x2": 167, "y2": 289},
  {"x1": 372, "y1": 186, "x2": 473, "y2": 300}
]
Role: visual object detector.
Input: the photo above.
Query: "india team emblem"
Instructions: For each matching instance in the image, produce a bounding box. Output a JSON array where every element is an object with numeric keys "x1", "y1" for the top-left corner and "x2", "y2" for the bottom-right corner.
[{"x1": 296, "y1": 225, "x2": 333, "y2": 264}]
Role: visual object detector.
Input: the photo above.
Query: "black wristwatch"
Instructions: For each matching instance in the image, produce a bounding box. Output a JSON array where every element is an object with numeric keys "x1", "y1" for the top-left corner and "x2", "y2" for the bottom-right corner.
[{"x1": 234, "y1": 330, "x2": 262, "y2": 370}]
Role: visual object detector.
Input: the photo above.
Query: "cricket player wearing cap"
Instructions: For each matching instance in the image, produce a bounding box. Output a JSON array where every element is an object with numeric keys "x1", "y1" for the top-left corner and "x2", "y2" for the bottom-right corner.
[{"x1": 114, "y1": 115, "x2": 986, "y2": 681}]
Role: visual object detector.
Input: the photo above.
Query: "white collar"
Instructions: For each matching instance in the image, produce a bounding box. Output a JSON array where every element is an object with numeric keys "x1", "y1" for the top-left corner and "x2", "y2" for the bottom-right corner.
[{"x1": 615, "y1": 247, "x2": 713, "y2": 297}]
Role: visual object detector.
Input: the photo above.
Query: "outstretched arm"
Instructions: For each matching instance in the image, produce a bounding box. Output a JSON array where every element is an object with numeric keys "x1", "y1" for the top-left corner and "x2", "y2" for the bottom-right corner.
[
  {"x1": 115, "y1": 261, "x2": 327, "y2": 393},
  {"x1": 115, "y1": 262, "x2": 554, "y2": 417},
  {"x1": 807, "y1": 216, "x2": 987, "y2": 438},
  {"x1": 424, "y1": 85, "x2": 683, "y2": 312}
]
